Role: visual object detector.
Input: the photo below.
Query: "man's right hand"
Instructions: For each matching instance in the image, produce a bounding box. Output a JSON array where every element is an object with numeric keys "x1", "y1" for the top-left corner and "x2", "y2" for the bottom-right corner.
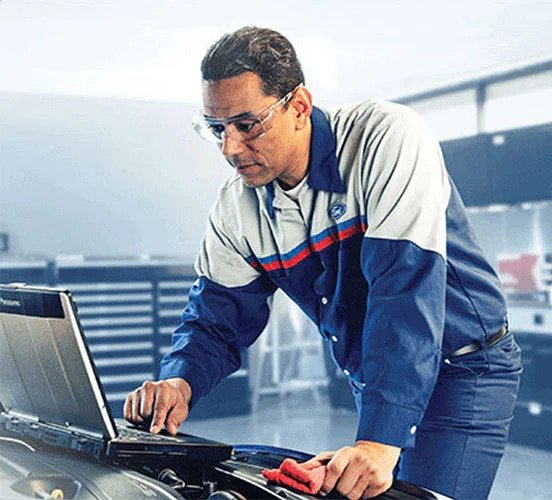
[{"x1": 124, "y1": 377, "x2": 191, "y2": 436}]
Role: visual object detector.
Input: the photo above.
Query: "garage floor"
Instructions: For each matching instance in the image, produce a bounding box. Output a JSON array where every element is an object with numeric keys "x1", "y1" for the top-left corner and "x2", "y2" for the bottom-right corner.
[{"x1": 183, "y1": 393, "x2": 552, "y2": 499}]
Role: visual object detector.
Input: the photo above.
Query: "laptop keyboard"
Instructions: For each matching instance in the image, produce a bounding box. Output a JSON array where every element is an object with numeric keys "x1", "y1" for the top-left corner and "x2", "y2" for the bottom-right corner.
[{"x1": 117, "y1": 425, "x2": 179, "y2": 442}]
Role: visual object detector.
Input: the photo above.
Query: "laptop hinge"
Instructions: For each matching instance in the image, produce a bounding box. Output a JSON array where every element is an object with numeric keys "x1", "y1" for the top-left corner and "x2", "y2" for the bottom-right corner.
[
  {"x1": 67, "y1": 424, "x2": 105, "y2": 440},
  {"x1": 1, "y1": 409, "x2": 106, "y2": 459},
  {"x1": 2, "y1": 408, "x2": 104, "y2": 439}
]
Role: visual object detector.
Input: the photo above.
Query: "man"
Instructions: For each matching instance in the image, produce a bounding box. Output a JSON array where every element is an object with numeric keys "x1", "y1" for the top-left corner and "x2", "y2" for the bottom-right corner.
[{"x1": 125, "y1": 27, "x2": 522, "y2": 499}]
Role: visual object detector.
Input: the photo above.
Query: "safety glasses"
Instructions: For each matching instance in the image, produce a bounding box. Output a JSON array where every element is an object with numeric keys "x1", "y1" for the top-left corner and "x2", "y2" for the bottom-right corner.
[{"x1": 192, "y1": 84, "x2": 302, "y2": 144}]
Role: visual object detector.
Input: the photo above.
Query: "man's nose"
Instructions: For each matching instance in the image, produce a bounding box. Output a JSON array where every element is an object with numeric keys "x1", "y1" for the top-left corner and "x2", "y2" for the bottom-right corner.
[{"x1": 221, "y1": 132, "x2": 246, "y2": 158}]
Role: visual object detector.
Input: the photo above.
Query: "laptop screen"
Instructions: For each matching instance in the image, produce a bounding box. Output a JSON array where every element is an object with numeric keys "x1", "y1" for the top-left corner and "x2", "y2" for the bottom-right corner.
[{"x1": 0, "y1": 285, "x2": 117, "y2": 437}]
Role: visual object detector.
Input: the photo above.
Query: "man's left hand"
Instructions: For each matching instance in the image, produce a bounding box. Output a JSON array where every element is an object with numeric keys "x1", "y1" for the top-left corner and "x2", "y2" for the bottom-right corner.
[{"x1": 302, "y1": 441, "x2": 401, "y2": 499}]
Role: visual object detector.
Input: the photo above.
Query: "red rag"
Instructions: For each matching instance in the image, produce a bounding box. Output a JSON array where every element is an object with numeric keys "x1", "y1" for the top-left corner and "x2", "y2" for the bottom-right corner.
[{"x1": 262, "y1": 458, "x2": 326, "y2": 495}]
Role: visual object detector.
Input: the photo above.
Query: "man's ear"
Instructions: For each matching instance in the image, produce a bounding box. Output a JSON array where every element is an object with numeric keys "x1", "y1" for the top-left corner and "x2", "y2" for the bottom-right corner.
[{"x1": 291, "y1": 86, "x2": 313, "y2": 131}]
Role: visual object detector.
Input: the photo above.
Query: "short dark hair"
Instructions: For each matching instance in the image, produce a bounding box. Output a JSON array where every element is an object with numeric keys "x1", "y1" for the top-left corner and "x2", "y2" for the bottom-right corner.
[{"x1": 200, "y1": 26, "x2": 305, "y2": 98}]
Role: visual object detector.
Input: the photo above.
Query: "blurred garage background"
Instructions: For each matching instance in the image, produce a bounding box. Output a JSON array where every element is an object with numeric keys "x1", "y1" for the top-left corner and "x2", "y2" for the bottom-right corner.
[{"x1": 1, "y1": 1, "x2": 551, "y2": 498}]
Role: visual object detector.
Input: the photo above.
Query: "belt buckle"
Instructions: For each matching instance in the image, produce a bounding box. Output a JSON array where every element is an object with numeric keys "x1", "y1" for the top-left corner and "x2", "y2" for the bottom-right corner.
[{"x1": 486, "y1": 325, "x2": 509, "y2": 348}]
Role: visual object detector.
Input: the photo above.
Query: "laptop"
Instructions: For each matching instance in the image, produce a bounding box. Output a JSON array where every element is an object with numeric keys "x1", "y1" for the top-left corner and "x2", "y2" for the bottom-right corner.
[{"x1": 0, "y1": 283, "x2": 232, "y2": 463}]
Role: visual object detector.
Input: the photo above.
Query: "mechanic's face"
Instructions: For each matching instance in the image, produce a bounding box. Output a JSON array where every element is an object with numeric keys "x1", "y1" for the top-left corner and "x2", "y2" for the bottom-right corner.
[{"x1": 202, "y1": 72, "x2": 312, "y2": 189}]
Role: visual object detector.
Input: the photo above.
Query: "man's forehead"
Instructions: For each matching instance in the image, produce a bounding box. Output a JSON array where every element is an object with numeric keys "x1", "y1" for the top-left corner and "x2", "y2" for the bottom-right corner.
[{"x1": 201, "y1": 73, "x2": 271, "y2": 118}]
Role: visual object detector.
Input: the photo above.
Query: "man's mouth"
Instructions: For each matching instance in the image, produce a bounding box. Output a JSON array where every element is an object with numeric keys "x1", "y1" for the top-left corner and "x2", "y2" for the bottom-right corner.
[{"x1": 235, "y1": 163, "x2": 257, "y2": 173}]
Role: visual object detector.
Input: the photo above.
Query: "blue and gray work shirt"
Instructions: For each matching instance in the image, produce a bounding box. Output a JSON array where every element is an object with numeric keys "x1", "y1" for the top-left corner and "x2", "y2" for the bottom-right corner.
[{"x1": 160, "y1": 100, "x2": 507, "y2": 449}]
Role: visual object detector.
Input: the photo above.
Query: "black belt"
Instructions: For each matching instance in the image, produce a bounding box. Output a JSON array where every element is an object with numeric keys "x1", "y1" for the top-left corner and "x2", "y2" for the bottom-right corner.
[{"x1": 447, "y1": 325, "x2": 509, "y2": 358}]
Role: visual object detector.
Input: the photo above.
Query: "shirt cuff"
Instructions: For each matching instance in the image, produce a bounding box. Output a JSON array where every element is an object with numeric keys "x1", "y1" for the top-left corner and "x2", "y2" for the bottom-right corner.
[{"x1": 355, "y1": 400, "x2": 423, "y2": 449}]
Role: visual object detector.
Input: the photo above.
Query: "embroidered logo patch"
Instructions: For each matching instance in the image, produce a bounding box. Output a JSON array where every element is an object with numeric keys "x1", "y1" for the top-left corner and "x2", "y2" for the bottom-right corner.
[{"x1": 329, "y1": 202, "x2": 347, "y2": 220}]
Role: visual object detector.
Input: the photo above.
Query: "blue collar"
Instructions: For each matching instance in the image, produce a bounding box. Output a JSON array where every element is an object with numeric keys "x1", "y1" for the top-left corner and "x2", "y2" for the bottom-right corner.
[
  {"x1": 264, "y1": 106, "x2": 345, "y2": 218},
  {"x1": 306, "y1": 106, "x2": 346, "y2": 194}
]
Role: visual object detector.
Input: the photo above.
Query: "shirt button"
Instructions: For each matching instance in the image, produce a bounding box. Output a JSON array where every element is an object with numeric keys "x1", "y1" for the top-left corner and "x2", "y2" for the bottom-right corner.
[
  {"x1": 331, "y1": 335, "x2": 338, "y2": 342},
  {"x1": 410, "y1": 425, "x2": 417, "y2": 435},
  {"x1": 321, "y1": 296, "x2": 328, "y2": 305},
  {"x1": 343, "y1": 369, "x2": 350, "y2": 376}
]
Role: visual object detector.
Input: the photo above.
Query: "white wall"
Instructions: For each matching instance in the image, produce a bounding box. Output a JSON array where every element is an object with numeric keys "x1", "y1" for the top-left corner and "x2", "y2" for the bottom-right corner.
[{"x1": 0, "y1": 92, "x2": 228, "y2": 257}]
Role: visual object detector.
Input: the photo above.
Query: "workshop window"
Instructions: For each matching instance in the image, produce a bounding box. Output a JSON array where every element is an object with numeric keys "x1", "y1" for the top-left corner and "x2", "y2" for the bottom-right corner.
[
  {"x1": 485, "y1": 70, "x2": 552, "y2": 132},
  {"x1": 408, "y1": 89, "x2": 478, "y2": 141}
]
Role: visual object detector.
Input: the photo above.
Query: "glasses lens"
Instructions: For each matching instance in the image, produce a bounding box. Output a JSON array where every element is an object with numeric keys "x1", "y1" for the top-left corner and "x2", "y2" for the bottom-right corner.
[
  {"x1": 192, "y1": 115, "x2": 223, "y2": 143},
  {"x1": 206, "y1": 122, "x2": 225, "y2": 141},
  {"x1": 194, "y1": 117, "x2": 267, "y2": 143},
  {"x1": 192, "y1": 99, "x2": 279, "y2": 144},
  {"x1": 233, "y1": 118, "x2": 266, "y2": 141}
]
